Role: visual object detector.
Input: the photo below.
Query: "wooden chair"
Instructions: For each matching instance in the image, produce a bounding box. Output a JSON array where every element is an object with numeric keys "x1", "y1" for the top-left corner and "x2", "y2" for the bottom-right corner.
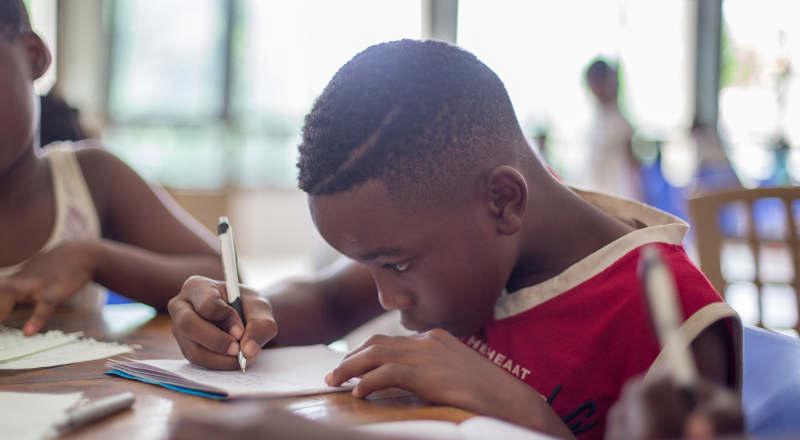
[{"x1": 688, "y1": 186, "x2": 800, "y2": 334}]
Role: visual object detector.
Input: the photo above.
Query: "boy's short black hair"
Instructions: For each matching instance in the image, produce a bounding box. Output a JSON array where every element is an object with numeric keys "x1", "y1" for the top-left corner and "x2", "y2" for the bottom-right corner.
[
  {"x1": 0, "y1": 0, "x2": 30, "y2": 36},
  {"x1": 297, "y1": 39, "x2": 527, "y2": 205}
]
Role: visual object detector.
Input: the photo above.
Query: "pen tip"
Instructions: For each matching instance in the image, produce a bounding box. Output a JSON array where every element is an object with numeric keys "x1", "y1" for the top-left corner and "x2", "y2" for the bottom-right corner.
[{"x1": 238, "y1": 351, "x2": 246, "y2": 373}]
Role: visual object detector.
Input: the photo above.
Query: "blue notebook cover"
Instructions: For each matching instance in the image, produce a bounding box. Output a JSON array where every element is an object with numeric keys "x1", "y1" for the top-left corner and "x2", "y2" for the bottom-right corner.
[{"x1": 106, "y1": 369, "x2": 226, "y2": 400}]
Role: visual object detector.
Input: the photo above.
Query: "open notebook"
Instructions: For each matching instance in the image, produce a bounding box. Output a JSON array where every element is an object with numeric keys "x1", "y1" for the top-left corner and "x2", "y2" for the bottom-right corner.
[{"x1": 107, "y1": 345, "x2": 356, "y2": 399}]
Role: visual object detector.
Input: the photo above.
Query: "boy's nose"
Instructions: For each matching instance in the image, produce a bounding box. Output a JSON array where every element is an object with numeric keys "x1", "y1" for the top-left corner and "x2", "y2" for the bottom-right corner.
[{"x1": 376, "y1": 286, "x2": 414, "y2": 311}]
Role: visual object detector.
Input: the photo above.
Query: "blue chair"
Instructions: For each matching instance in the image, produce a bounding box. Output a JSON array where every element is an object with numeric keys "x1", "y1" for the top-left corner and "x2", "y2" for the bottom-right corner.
[{"x1": 742, "y1": 325, "x2": 800, "y2": 437}]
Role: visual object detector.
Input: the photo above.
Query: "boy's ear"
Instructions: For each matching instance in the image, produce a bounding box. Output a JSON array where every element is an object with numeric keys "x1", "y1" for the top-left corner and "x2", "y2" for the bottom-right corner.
[
  {"x1": 21, "y1": 32, "x2": 52, "y2": 80},
  {"x1": 486, "y1": 165, "x2": 528, "y2": 235}
]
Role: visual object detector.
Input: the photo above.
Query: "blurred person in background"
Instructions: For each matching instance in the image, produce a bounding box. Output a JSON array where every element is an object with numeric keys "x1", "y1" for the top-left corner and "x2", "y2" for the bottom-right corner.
[{"x1": 584, "y1": 58, "x2": 642, "y2": 201}]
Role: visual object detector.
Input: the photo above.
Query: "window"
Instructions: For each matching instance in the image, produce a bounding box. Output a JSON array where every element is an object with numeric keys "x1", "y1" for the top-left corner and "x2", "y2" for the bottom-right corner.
[
  {"x1": 104, "y1": 0, "x2": 421, "y2": 189},
  {"x1": 720, "y1": 0, "x2": 800, "y2": 187},
  {"x1": 457, "y1": 0, "x2": 692, "y2": 183},
  {"x1": 108, "y1": 0, "x2": 229, "y2": 122}
]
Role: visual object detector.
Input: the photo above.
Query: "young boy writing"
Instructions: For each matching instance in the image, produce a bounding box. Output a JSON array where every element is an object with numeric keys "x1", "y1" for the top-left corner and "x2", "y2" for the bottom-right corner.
[
  {"x1": 0, "y1": 0, "x2": 223, "y2": 335},
  {"x1": 168, "y1": 40, "x2": 741, "y2": 438}
]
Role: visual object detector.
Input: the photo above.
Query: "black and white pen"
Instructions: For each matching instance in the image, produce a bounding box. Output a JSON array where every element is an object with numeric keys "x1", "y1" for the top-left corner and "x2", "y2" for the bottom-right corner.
[
  {"x1": 640, "y1": 245, "x2": 698, "y2": 403},
  {"x1": 218, "y1": 216, "x2": 247, "y2": 373}
]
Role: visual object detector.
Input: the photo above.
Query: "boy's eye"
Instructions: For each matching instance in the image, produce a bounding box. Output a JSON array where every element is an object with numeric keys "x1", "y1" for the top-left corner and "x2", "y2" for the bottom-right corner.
[{"x1": 384, "y1": 261, "x2": 411, "y2": 273}]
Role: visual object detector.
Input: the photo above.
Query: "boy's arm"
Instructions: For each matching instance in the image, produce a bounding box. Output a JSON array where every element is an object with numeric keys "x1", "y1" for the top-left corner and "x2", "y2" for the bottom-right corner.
[
  {"x1": 168, "y1": 259, "x2": 384, "y2": 370},
  {"x1": 264, "y1": 258, "x2": 385, "y2": 346}
]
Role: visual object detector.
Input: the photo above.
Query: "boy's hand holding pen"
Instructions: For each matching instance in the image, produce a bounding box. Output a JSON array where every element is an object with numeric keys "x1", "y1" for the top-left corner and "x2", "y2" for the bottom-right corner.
[{"x1": 167, "y1": 218, "x2": 277, "y2": 371}]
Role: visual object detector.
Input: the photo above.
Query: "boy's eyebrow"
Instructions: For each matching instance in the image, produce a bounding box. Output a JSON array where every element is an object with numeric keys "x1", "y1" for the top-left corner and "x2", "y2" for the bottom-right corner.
[{"x1": 357, "y1": 247, "x2": 405, "y2": 261}]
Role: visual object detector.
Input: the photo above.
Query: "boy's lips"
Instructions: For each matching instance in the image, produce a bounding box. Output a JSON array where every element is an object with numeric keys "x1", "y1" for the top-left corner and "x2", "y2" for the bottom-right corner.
[{"x1": 400, "y1": 314, "x2": 432, "y2": 332}]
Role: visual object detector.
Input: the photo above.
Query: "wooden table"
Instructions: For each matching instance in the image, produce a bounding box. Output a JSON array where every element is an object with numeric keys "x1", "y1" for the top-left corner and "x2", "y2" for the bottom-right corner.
[{"x1": 0, "y1": 304, "x2": 472, "y2": 439}]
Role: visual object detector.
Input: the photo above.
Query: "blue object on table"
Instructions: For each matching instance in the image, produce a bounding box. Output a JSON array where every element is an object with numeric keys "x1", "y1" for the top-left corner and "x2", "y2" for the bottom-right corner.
[
  {"x1": 105, "y1": 290, "x2": 134, "y2": 304},
  {"x1": 106, "y1": 370, "x2": 225, "y2": 400},
  {"x1": 742, "y1": 326, "x2": 800, "y2": 437}
]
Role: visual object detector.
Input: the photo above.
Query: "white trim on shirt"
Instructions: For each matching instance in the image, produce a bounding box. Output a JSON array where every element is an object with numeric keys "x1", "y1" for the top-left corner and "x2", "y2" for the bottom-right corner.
[{"x1": 494, "y1": 187, "x2": 689, "y2": 320}]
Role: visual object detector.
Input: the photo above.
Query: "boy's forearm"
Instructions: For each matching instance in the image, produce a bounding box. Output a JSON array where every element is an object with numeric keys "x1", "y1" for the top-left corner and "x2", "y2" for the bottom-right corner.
[
  {"x1": 86, "y1": 239, "x2": 223, "y2": 311},
  {"x1": 261, "y1": 261, "x2": 383, "y2": 346},
  {"x1": 489, "y1": 384, "x2": 575, "y2": 439},
  {"x1": 258, "y1": 279, "x2": 343, "y2": 346},
  {"x1": 262, "y1": 277, "x2": 383, "y2": 346},
  {"x1": 458, "y1": 364, "x2": 574, "y2": 439}
]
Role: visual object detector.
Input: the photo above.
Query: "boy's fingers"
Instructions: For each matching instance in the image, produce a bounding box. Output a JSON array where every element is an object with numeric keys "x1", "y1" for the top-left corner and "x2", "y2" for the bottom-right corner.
[
  {"x1": 172, "y1": 332, "x2": 240, "y2": 371},
  {"x1": 23, "y1": 296, "x2": 57, "y2": 335},
  {"x1": 351, "y1": 363, "x2": 414, "y2": 398},
  {"x1": 327, "y1": 344, "x2": 400, "y2": 386},
  {"x1": 170, "y1": 299, "x2": 239, "y2": 355},
  {"x1": 344, "y1": 334, "x2": 410, "y2": 360},
  {"x1": 183, "y1": 282, "x2": 243, "y2": 333},
  {"x1": 241, "y1": 295, "x2": 278, "y2": 359},
  {"x1": 241, "y1": 318, "x2": 277, "y2": 359}
]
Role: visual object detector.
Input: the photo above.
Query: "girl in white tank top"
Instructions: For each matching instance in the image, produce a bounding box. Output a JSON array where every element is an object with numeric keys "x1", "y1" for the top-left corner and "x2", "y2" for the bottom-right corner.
[
  {"x1": 2, "y1": 15, "x2": 222, "y2": 336},
  {"x1": 0, "y1": 144, "x2": 106, "y2": 310}
]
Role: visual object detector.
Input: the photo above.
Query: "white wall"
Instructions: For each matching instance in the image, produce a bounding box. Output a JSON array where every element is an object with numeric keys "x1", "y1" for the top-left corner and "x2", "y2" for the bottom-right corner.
[{"x1": 232, "y1": 188, "x2": 340, "y2": 287}]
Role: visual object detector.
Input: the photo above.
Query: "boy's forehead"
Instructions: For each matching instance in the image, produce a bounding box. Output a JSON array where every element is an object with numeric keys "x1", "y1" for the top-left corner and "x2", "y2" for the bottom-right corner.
[
  {"x1": 309, "y1": 180, "x2": 448, "y2": 251},
  {"x1": 310, "y1": 180, "x2": 399, "y2": 219}
]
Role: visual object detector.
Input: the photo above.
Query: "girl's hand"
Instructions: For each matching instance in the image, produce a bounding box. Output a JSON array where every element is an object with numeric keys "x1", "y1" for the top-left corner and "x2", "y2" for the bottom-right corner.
[{"x1": 0, "y1": 240, "x2": 99, "y2": 335}]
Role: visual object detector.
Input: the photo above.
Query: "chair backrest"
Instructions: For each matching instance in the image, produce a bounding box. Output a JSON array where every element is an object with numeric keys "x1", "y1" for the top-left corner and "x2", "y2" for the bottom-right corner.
[{"x1": 688, "y1": 186, "x2": 800, "y2": 334}]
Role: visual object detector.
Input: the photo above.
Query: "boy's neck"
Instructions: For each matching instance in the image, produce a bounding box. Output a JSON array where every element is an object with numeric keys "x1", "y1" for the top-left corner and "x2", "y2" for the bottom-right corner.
[
  {"x1": 507, "y1": 182, "x2": 634, "y2": 293},
  {"x1": 0, "y1": 145, "x2": 46, "y2": 206}
]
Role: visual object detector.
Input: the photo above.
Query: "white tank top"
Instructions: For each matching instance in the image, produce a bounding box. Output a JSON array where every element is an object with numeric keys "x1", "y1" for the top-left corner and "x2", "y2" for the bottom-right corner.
[{"x1": 0, "y1": 143, "x2": 106, "y2": 309}]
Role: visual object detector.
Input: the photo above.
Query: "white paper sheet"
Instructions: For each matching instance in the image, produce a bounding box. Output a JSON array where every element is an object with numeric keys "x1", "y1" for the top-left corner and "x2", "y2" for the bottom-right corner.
[
  {"x1": 0, "y1": 326, "x2": 134, "y2": 370},
  {"x1": 360, "y1": 420, "x2": 461, "y2": 440},
  {"x1": 359, "y1": 417, "x2": 557, "y2": 440},
  {"x1": 458, "y1": 417, "x2": 557, "y2": 440},
  {"x1": 0, "y1": 327, "x2": 80, "y2": 362},
  {"x1": 0, "y1": 392, "x2": 84, "y2": 440},
  {"x1": 108, "y1": 345, "x2": 356, "y2": 398},
  {"x1": 0, "y1": 338, "x2": 133, "y2": 370}
]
